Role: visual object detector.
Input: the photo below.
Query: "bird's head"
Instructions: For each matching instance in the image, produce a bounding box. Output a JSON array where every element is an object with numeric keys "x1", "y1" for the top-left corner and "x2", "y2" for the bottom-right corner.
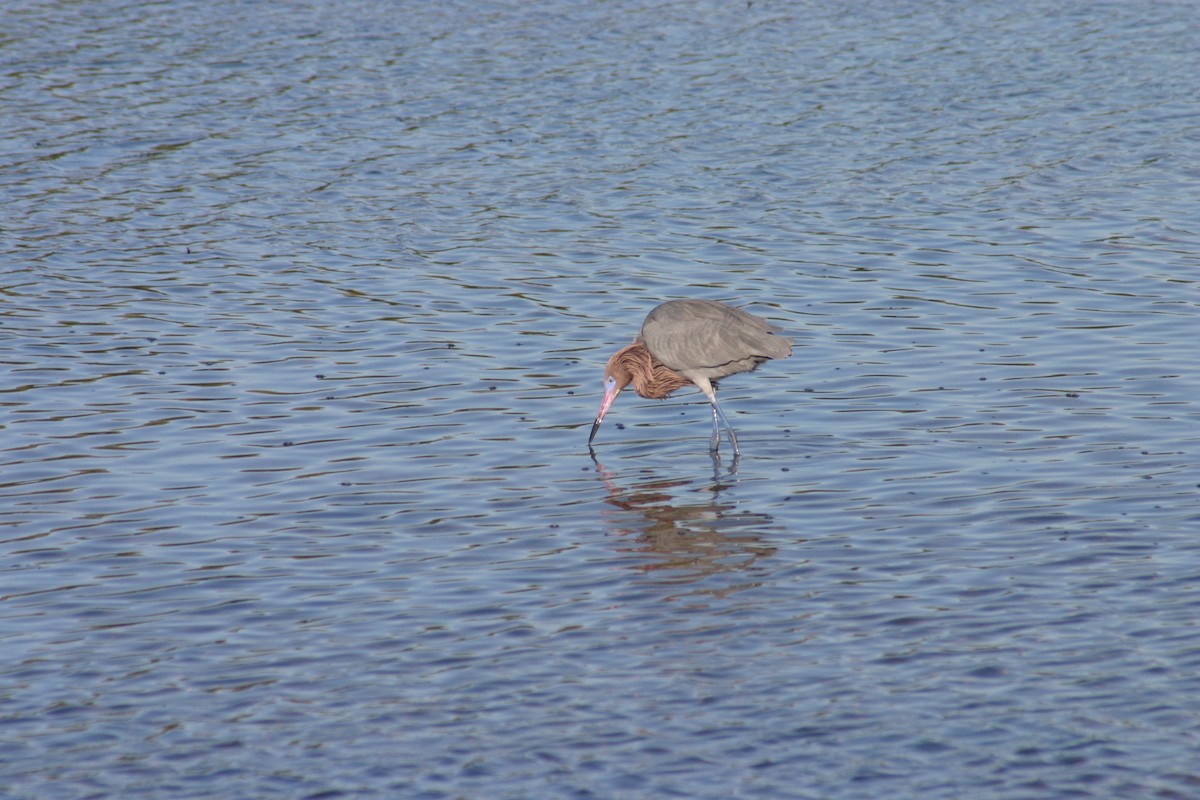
[{"x1": 588, "y1": 346, "x2": 636, "y2": 447}]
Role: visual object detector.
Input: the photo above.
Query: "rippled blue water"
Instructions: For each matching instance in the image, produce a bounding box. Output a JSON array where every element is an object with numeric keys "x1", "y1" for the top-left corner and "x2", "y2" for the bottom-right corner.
[{"x1": 3, "y1": 1, "x2": 1200, "y2": 797}]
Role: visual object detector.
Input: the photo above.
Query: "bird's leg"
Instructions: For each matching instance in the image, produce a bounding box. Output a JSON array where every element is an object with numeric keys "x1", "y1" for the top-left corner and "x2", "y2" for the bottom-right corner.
[
  {"x1": 711, "y1": 397, "x2": 740, "y2": 456},
  {"x1": 709, "y1": 404, "x2": 721, "y2": 452},
  {"x1": 694, "y1": 377, "x2": 740, "y2": 456}
]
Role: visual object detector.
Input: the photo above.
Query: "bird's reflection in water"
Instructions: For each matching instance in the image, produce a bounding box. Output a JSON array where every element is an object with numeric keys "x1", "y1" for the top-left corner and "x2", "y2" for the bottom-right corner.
[{"x1": 592, "y1": 454, "x2": 778, "y2": 589}]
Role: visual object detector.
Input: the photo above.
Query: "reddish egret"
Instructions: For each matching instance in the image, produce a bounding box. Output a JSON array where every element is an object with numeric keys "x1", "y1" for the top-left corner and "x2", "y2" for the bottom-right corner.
[{"x1": 588, "y1": 299, "x2": 792, "y2": 454}]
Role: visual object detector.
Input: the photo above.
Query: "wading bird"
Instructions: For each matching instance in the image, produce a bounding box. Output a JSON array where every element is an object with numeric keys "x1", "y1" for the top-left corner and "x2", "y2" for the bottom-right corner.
[{"x1": 588, "y1": 299, "x2": 792, "y2": 455}]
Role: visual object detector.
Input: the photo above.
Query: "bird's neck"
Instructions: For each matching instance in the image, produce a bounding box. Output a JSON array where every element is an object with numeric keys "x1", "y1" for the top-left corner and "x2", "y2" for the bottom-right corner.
[{"x1": 611, "y1": 343, "x2": 690, "y2": 400}]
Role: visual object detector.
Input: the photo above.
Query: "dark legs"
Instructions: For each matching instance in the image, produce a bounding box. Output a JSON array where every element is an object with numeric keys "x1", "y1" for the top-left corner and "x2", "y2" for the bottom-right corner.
[
  {"x1": 708, "y1": 398, "x2": 739, "y2": 456},
  {"x1": 695, "y1": 378, "x2": 740, "y2": 456}
]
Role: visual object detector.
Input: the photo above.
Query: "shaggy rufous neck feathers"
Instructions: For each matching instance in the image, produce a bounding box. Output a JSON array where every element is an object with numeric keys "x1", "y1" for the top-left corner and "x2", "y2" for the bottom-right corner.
[{"x1": 604, "y1": 343, "x2": 691, "y2": 400}]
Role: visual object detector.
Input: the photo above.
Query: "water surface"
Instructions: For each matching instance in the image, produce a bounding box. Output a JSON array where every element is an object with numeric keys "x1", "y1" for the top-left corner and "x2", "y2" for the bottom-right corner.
[{"x1": 3, "y1": 1, "x2": 1199, "y2": 798}]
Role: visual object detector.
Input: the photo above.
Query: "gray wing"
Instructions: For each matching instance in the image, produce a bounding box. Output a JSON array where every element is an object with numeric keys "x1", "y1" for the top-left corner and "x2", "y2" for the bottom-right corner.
[{"x1": 640, "y1": 299, "x2": 792, "y2": 380}]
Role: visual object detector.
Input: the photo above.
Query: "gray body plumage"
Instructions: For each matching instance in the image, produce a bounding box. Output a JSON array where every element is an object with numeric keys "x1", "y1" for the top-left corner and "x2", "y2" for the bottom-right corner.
[
  {"x1": 640, "y1": 299, "x2": 792, "y2": 385},
  {"x1": 640, "y1": 299, "x2": 791, "y2": 455}
]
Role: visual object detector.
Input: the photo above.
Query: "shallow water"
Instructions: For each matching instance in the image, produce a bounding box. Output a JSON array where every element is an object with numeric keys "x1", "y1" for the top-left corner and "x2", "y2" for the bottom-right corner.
[{"x1": 3, "y1": 1, "x2": 1200, "y2": 797}]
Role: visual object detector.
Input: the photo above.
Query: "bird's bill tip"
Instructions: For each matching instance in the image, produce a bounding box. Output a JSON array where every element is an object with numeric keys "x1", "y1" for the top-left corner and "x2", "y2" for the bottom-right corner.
[{"x1": 588, "y1": 381, "x2": 621, "y2": 447}]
